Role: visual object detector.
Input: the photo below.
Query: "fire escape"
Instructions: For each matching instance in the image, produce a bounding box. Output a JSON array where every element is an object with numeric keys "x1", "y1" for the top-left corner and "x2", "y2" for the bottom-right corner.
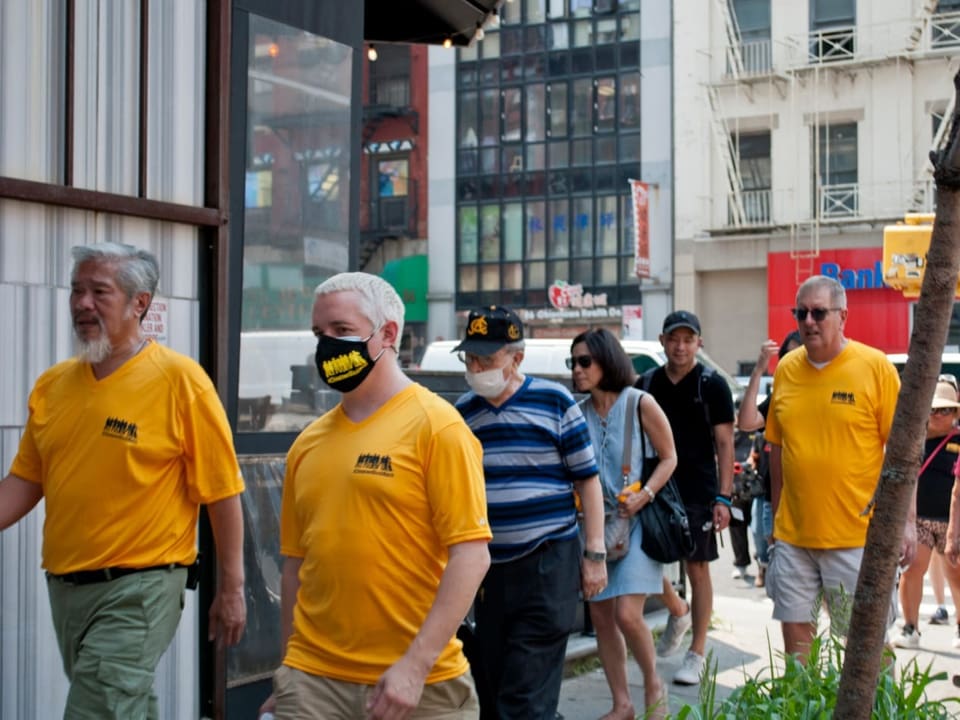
[{"x1": 360, "y1": 45, "x2": 419, "y2": 269}]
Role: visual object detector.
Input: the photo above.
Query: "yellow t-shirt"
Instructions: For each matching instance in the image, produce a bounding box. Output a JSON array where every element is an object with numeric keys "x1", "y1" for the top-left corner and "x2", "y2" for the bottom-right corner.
[
  {"x1": 765, "y1": 340, "x2": 899, "y2": 548},
  {"x1": 280, "y1": 383, "x2": 491, "y2": 684},
  {"x1": 9, "y1": 342, "x2": 244, "y2": 574}
]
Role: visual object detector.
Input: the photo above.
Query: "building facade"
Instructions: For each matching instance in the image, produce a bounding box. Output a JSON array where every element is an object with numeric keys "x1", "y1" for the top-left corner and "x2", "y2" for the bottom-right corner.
[
  {"x1": 360, "y1": 43, "x2": 432, "y2": 364},
  {"x1": 676, "y1": 0, "x2": 960, "y2": 373},
  {"x1": 429, "y1": 0, "x2": 675, "y2": 343},
  {"x1": 0, "y1": 1, "x2": 497, "y2": 717}
]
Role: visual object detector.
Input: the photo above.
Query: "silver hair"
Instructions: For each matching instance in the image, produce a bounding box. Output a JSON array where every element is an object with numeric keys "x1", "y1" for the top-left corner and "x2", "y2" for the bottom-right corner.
[
  {"x1": 503, "y1": 340, "x2": 525, "y2": 354},
  {"x1": 797, "y1": 275, "x2": 846, "y2": 309},
  {"x1": 314, "y1": 272, "x2": 405, "y2": 339},
  {"x1": 71, "y1": 243, "x2": 160, "y2": 301}
]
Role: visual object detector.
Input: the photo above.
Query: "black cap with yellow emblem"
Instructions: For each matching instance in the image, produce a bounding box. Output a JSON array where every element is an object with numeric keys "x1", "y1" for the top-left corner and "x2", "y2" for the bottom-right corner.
[{"x1": 452, "y1": 305, "x2": 525, "y2": 356}]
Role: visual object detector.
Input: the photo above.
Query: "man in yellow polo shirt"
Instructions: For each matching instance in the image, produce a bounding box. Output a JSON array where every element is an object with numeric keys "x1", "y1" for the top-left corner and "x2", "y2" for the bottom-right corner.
[
  {"x1": 765, "y1": 274, "x2": 914, "y2": 658},
  {"x1": 0, "y1": 243, "x2": 246, "y2": 718},
  {"x1": 259, "y1": 272, "x2": 492, "y2": 720}
]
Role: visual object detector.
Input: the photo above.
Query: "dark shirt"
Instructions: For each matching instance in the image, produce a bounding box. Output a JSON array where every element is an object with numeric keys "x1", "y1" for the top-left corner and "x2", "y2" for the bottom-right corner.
[
  {"x1": 642, "y1": 363, "x2": 735, "y2": 506},
  {"x1": 917, "y1": 433, "x2": 958, "y2": 522},
  {"x1": 756, "y1": 395, "x2": 772, "y2": 499}
]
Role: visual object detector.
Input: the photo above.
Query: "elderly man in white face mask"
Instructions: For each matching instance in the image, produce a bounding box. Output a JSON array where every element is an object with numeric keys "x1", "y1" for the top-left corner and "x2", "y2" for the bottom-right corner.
[{"x1": 452, "y1": 305, "x2": 606, "y2": 720}]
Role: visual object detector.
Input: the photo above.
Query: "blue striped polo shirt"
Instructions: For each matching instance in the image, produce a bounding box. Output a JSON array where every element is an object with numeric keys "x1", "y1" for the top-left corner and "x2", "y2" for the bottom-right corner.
[{"x1": 456, "y1": 376, "x2": 599, "y2": 563}]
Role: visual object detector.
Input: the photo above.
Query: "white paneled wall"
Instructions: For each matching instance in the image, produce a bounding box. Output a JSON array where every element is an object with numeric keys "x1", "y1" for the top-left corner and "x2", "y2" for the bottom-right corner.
[{"x1": 0, "y1": 0, "x2": 207, "y2": 717}]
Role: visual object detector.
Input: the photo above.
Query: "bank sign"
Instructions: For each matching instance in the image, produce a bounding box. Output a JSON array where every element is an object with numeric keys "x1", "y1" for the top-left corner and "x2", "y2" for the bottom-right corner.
[
  {"x1": 819, "y1": 260, "x2": 885, "y2": 290},
  {"x1": 768, "y1": 249, "x2": 909, "y2": 354}
]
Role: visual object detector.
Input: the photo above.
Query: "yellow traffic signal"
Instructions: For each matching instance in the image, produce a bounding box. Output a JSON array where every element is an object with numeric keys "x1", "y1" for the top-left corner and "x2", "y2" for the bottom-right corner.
[{"x1": 881, "y1": 213, "x2": 953, "y2": 298}]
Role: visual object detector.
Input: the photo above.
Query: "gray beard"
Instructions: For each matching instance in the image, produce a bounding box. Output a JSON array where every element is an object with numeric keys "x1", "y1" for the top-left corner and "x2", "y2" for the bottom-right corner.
[{"x1": 75, "y1": 332, "x2": 112, "y2": 364}]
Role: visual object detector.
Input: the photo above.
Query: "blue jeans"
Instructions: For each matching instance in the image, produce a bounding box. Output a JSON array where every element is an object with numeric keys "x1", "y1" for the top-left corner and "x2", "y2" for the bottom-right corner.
[
  {"x1": 473, "y1": 537, "x2": 580, "y2": 720},
  {"x1": 751, "y1": 498, "x2": 773, "y2": 565}
]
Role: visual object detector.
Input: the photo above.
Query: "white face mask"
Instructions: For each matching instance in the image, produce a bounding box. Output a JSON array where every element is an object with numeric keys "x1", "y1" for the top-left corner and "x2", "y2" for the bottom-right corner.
[{"x1": 466, "y1": 366, "x2": 511, "y2": 399}]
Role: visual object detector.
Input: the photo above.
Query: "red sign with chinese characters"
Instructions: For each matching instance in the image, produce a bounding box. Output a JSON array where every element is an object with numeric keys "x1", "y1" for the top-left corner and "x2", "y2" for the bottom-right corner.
[{"x1": 629, "y1": 179, "x2": 650, "y2": 279}]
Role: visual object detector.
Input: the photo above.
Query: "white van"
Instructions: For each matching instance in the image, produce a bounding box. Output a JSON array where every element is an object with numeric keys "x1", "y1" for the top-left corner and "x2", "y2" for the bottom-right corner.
[
  {"x1": 887, "y1": 352, "x2": 960, "y2": 379},
  {"x1": 418, "y1": 338, "x2": 742, "y2": 401},
  {"x1": 239, "y1": 330, "x2": 316, "y2": 405}
]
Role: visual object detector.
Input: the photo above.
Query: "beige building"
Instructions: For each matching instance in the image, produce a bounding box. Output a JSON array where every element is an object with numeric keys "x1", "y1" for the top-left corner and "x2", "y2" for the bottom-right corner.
[{"x1": 673, "y1": 0, "x2": 960, "y2": 373}]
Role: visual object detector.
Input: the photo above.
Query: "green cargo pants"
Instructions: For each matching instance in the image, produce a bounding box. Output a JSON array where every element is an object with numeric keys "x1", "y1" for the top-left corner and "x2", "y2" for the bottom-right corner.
[{"x1": 47, "y1": 567, "x2": 186, "y2": 720}]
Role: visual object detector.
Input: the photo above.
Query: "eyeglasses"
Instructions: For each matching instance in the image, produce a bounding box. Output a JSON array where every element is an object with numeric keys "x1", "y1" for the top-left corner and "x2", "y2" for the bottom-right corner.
[
  {"x1": 565, "y1": 354, "x2": 593, "y2": 370},
  {"x1": 791, "y1": 307, "x2": 843, "y2": 322},
  {"x1": 457, "y1": 350, "x2": 503, "y2": 370},
  {"x1": 939, "y1": 374, "x2": 959, "y2": 391},
  {"x1": 931, "y1": 407, "x2": 957, "y2": 417}
]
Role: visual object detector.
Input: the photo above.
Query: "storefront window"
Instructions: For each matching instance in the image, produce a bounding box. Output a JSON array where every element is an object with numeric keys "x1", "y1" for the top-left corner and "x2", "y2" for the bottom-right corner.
[
  {"x1": 528, "y1": 0, "x2": 547, "y2": 22},
  {"x1": 503, "y1": 203, "x2": 523, "y2": 260},
  {"x1": 503, "y1": 262, "x2": 523, "y2": 289},
  {"x1": 549, "y1": 81, "x2": 568, "y2": 136},
  {"x1": 459, "y1": 91, "x2": 478, "y2": 148},
  {"x1": 527, "y1": 84, "x2": 545, "y2": 141},
  {"x1": 481, "y1": 263, "x2": 501, "y2": 290},
  {"x1": 526, "y1": 261, "x2": 546, "y2": 288},
  {"x1": 571, "y1": 79, "x2": 592, "y2": 135},
  {"x1": 237, "y1": 15, "x2": 352, "y2": 433},
  {"x1": 573, "y1": 197, "x2": 592, "y2": 256},
  {"x1": 597, "y1": 195, "x2": 618, "y2": 254},
  {"x1": 480, "y1": 205, "x2": 501, "y2": 261},
  {"x1": 549, "y1": 199, "x2": 569, "y2": 257},
  {"x1": 459, "y1": 206, "x2": 479, "y2": 262},
  {"x1": 526, "y1": 201, "x2": 546, "y2": 258}
]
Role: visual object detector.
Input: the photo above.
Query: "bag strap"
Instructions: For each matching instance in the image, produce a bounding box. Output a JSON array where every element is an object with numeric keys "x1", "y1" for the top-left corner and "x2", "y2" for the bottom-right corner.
[
  {"x1": 920, "y1": 430, "x2": 956, "y2": 478},
  {"x1": 622, "y1": 391, "x2": 637, "y2": 488},
  {"x1": 637, "y1": 390, "x2": 647, "y2": 463}
]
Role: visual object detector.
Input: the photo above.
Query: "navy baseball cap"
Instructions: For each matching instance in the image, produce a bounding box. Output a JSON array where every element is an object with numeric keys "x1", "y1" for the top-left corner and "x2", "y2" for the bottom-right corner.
[
  {"x1": 452, "y1": 305, "x2": 525, "y2": 355},
  {"x1": 662, "y1": 310, "x2": 701, "y2": 335}
]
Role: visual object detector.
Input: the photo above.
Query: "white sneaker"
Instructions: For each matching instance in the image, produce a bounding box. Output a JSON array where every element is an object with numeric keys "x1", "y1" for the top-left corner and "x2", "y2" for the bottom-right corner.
[
  {"x1": 673, "y1": 650, "x2": 705, "y2": 686},
  {"x1": 731, "y1": 565, "x2": 748, "y2": 580},
  {"x1": 657, "y1": 608, "x2": 692, "y2": 657},
  {"x1": 893, "y1": 624, "x2": 920, "y2": 649}
]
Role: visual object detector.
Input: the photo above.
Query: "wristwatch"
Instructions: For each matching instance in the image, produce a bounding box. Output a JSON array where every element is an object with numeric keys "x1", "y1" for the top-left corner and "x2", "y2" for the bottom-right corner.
[{"x1": 583, "y1": 550, "x2": 607, "y2": 562}]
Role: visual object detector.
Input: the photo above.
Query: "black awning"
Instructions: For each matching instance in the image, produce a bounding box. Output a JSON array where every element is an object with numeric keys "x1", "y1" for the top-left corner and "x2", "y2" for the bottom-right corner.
[{"x1": 364, "y1": 0, "x2": 500, "y2": 47}]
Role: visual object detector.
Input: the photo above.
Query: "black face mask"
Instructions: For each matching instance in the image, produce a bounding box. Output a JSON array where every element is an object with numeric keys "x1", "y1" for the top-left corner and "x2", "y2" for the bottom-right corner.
[{"x1": 315, "y1": 331, "x2": 383, "y2": 393}]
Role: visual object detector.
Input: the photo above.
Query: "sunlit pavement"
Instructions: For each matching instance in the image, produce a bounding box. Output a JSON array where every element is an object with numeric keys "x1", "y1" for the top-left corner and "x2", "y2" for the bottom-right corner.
[{"x1": 557, "y1": 539, "x2": 960, "y2": 718}]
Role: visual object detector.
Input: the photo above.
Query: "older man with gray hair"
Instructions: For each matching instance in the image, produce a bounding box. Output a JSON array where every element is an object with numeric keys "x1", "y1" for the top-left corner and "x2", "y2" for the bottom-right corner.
[
  {"x1": 764, "y1": 274, "x2": 915, "y2": 658},
  {"x1": 0, "y1": 242, "x2": 246, "y2": 718}
]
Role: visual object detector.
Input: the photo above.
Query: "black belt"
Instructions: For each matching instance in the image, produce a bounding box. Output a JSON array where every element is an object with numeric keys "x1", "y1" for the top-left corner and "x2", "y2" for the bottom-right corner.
[{"x1": 48, "y1": 564, "x2": 187, "y2": 586}]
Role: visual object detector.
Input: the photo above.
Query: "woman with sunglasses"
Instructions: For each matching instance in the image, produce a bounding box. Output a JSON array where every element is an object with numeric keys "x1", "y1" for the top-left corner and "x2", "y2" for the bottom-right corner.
[
  {"x1": 894, "y1": 377, "x2": 960, "y2": 650},
  {"x1": 569, "y1": 328, "x2": 677, "y2": 720}
]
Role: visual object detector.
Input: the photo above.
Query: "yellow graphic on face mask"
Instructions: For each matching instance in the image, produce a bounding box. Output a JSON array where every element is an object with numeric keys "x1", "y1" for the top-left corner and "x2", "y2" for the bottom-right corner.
[
  {"x1": 323, "y1": 350, "x2": 369, "y2": 383},
  {"x1": 468, "y1": 317, "x2": 489, "y2": 336}
]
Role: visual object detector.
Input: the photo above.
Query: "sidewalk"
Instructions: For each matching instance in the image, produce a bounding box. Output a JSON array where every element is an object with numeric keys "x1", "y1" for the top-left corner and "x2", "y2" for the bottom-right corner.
[{"x1": 558, "y1": 543, "x2": 960, "y2": 718}]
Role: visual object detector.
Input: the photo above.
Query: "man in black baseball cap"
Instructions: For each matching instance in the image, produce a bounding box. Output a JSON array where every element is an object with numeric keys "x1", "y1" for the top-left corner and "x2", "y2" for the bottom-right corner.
[
  {"x1": 662, "y1": 310, "x2": 701, "y2": 336},
  {"x1": 636, "y1": 308, "x2": 735, "y2": 686},
  {"x1": 452, "y1": 305, "x2": 525, "y2": 356}
]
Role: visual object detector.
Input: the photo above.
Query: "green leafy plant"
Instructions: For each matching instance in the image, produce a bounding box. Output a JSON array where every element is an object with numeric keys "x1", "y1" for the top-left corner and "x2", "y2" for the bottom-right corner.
[{"x1": 669, "y1": 633, "x2": 960, "y2": 719}]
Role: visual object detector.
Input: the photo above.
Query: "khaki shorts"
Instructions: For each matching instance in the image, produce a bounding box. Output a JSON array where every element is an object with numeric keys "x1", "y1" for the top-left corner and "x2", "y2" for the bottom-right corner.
[
  {"x1": 273, "y1": 665, "x2": 479, "y2": 720},
  {"x1": 766, "y1": 541, "x2": 896, "y2": 632}
]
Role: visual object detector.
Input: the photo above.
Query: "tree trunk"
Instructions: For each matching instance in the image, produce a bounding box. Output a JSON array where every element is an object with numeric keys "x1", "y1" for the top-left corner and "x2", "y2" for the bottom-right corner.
[{"x1": 835, "y1": 70, "x2": 960, "y2": 718}]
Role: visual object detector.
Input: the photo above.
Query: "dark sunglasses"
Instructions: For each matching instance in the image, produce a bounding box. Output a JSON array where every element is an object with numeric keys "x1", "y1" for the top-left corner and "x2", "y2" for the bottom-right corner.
[
  {"x1": 931, "y1": 407, "x2": 957, "y2": 417},
  {"x1": 791, "y1": 307, "x2": 842, "y2": 322},
  {"x1": 566, "y1": 354, "x2": 593, "y2": 370}
]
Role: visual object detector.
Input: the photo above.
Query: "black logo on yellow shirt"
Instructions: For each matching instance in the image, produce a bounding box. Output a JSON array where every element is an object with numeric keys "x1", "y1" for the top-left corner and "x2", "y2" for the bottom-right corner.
[
  {"x1": 103, "y1": 416, "x2": 138, "y2": 442},
  {"x1": 354, "y1": 453, "x2": 394, "y2": 477},
  {"x1": 831, "y1": 391, "x2": 856, "y2": 405}
]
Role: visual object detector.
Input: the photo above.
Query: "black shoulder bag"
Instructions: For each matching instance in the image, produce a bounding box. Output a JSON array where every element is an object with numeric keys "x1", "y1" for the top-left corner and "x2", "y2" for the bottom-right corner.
[{"x1": 637, "y1": 391, "x2": 696, "y2": 564}]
